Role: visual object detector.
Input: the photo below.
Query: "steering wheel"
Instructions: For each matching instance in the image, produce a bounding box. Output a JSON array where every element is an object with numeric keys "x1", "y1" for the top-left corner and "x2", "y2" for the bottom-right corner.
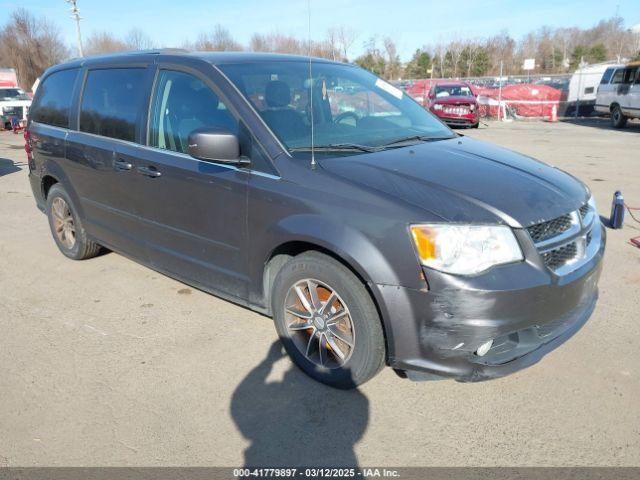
[{"x1": 333, "y1": 111, "x2": 359, "y2": 126}]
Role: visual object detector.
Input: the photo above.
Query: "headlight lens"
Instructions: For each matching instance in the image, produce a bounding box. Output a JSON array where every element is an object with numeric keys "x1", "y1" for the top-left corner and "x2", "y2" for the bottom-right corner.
[
  {"x1": 433, "y1": 103, "x2": 443, "y2": 110},
  {"x1": 588, "y1": 194, "x2": 597, "y2": 213},
  {"x1": 410, "y1": 224, "x2": 523, "y2": 275}
]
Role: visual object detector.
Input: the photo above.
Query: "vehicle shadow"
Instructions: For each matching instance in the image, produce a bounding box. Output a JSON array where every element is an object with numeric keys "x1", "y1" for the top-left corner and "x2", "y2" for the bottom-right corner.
[
  {"x1": 560, "y1": 117, "x2": 640, "y2": 133},
  {"x1": 0, "y1": 157, "x2": 24, "y2": 177},
  {"x1": 230, "y1": 340, "x2": 368, "y2": 469}
]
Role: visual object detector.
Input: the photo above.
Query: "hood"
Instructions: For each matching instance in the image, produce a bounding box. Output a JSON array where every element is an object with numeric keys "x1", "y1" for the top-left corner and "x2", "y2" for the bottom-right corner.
[
  {"x1": 318, "y1": 136, "x2": 588, "y2": 228},
  {"x1": 432, "y1": 96, "x2": 477, "y2": 105}
]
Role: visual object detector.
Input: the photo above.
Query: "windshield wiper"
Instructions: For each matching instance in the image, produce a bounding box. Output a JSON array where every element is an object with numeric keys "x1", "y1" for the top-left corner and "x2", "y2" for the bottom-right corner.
[
  {"x1": 290, "y1": 143, "x2": 381, "y2": 153},
  {"x1": 379, "y1": 135, "x2": 454, "y2": 148}
]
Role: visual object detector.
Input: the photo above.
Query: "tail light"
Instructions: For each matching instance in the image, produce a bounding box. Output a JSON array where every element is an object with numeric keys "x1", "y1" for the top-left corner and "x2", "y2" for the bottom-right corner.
[{"x1": 24, "y1": 129, "x2": 32, "y2": 155}]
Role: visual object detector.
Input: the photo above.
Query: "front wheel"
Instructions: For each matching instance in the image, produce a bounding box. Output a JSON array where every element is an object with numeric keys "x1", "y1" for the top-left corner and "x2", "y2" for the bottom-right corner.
[
  {"x1": 271, "y1": 252, "x2": 386, "y2": 389},
  {"x1": 611, "y1": 105, "x2": 627, "y2": 129}
]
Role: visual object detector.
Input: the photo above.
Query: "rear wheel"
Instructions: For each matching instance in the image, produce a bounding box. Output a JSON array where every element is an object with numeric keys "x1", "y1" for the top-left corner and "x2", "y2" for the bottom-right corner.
[
  {"x1": 271, "y1": 252, "x2": 386, "y2": 389},
  {"x1": 611, "y1": 105, "x2": 627, "y2": 128},
  {"x1": 46, "y1": 184, "x2": 101, "y2": 260}
]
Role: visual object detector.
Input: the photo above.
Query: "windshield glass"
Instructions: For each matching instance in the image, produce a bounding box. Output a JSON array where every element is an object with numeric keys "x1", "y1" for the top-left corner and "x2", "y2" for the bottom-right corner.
[
  {"x1": 217, "y1": 61, "x2": 454, "y2": 156},
  {"x1": 0, "y1": 88, "x2": 28, "y2": 100},
  {"x1": 434, "y1": 85, "x2": 474, "y2": 98}
]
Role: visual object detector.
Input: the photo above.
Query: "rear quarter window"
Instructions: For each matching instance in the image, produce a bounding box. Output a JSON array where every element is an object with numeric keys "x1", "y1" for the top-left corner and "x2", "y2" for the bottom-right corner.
[
  {"x1": 31, "y1": 69, "x2": 80, "y2": 128},
  {"x1": 80, "y1": 68, "x2": 147, "y2": 142}
]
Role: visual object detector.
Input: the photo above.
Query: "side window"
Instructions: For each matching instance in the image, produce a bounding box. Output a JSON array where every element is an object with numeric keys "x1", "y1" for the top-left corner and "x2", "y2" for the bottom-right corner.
[
  {"x1": 149, "y1": 70, "x2": 238, "y2": 154},
  {"x1": 622, "y1": 67, "x2": 637, "y2": 84},
  {"x1": 31, "y1": 69, "x2": 79, "y2": 127},
  {"x1": 80, "y1": 68, "x2": 147, "y2": 142},
  {"x1": 611, "y1": 69, "x2": 624, "y2": 84},
  {"x1": 600, "y1": 68, "x2": 615, "y2": 85}
]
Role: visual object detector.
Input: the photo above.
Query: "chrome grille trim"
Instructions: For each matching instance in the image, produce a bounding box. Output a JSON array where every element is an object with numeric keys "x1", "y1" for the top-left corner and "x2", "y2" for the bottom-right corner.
[{"x1": 529, "y1": 204, "x2": 600, "y2": 275}]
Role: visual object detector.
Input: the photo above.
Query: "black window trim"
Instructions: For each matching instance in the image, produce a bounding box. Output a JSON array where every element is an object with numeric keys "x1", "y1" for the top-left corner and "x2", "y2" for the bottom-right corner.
[{"x1": 146, "y1": 61, "x2": 280, "y2": 177}]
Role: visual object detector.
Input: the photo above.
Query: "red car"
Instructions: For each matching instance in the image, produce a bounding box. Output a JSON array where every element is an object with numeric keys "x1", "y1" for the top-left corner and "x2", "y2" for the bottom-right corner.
[{"x1": 428, "y1": 82, "x2": 479, "y2": 128}]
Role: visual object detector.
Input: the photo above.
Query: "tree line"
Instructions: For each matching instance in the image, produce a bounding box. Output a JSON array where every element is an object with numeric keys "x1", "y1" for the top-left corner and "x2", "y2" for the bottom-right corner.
[{"x1": 1, "y1": 7, "x2": 639, "y2": 90}]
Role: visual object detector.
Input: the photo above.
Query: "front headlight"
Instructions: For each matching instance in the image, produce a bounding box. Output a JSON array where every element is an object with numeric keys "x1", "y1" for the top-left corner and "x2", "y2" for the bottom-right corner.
[
  {"x1": 410, "y1": 224, "x2": 523, "y2": 275},
  {"x1": 433, "y1": 103, "x2": 443, "y2": 110},
  {"x1": 588, "y1": 194, "x2": 597, "y2": 213}
]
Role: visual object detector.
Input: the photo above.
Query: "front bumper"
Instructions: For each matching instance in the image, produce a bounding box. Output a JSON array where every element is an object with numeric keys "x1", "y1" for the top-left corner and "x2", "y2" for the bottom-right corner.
[
  {"x1": 374, "y1": 224, "x2": 605, "y2": 382},
  {"x1": 431, "y1": 109, "x2": 479, "y2": 126}
]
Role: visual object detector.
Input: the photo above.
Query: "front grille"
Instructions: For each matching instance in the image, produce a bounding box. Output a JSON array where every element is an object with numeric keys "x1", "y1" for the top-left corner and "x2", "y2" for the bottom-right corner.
[
  {"x1": 579, "y1": 204, "x2": 589, "y2": 219},
  {"x1": 541, "y1": 242, "x2": 577, "y2": 270},
  {"x1": 2, "y1": 106, "x2": 23, "y2": 117},
  {"x1": 526, "y1": 213, "x2": 573, "y2": 243}
]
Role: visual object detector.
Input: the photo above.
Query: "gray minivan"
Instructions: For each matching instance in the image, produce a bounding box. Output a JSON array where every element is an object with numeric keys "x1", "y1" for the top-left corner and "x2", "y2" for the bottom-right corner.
[{"x1": 26, "y1": 50, "x2": 605, "y2": 388}]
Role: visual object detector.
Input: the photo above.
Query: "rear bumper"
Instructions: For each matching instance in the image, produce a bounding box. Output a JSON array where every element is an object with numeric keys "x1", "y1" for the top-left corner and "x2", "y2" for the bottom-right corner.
[{"x1": 374, "y1": 224, "x2": 605, "y2": 382}]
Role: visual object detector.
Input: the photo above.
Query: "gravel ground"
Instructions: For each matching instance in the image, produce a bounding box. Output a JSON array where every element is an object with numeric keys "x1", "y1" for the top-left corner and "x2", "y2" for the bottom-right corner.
[{"x1": 0, "y1": 118, "x2": 638, "y2": 467}]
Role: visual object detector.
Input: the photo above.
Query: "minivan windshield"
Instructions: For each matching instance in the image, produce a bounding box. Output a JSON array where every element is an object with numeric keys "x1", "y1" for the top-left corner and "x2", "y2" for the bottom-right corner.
[{"x1": 217, "y1": 61, "x2": 455, "y2": 156}]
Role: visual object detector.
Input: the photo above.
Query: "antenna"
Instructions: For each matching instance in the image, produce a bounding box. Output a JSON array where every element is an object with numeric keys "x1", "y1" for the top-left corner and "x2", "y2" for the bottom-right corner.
[{"x1": 307, "y1": 0, "x2": 316, "y2": 168}]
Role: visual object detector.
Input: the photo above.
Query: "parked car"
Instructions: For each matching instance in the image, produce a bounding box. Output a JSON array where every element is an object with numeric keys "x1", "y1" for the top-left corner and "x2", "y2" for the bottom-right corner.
[
  {"x1": 428, "y1": 82, "x2": 479, "y2": 128},
  {"x1": 0, "y1": 86, "x2": 31, "y2": 130},
  {"x1": 26, "y1": 51, "x2": 604, "y2": 388},
  {"x1": 595, "y1": 62, "x2": 640, "y2": 128}
]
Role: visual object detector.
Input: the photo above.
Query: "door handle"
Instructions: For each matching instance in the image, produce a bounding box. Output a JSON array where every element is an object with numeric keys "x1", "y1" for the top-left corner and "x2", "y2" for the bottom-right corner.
[
  {"x1": 114, "y1": 158, "x2": 133, "y2": 171},
  {"x1": 137, "y1": 165, "x2": 162, "y2": 178}
]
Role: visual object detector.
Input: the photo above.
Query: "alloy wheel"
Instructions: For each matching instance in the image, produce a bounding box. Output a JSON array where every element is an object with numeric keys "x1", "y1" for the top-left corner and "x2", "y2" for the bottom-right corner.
[
  {"x1": 284, "y1": 278, "x2": 355, "y2": 369},
  {"x1": 51, "y1": 197, "x2": 76, "y2": 249}
]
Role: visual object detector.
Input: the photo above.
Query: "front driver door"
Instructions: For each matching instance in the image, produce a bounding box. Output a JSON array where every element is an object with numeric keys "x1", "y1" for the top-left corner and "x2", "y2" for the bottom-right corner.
[{"x1": 132, "y1": 68, "x2": 249, "y2": 300}]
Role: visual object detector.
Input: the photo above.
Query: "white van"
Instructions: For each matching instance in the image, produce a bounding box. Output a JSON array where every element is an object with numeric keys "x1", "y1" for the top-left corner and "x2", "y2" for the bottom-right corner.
[
  {"x1": 0, "y1": 86, "x2": 31, "y2": 129},
  {"x1": 595, "y1": 62, "x2": 640, "y2": 128}
]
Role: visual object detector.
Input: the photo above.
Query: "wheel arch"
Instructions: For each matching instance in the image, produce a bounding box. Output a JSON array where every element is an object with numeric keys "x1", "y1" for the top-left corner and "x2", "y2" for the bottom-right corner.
[
  {"x1": 39, "y1": 163, "x2": 85, "y2": 219},
  {"x1": 41, "y1": 174, "x2": 59, "y2": 199},
  {"x1": 258, "y1": 215, "x2": 408, "y2": 363}
]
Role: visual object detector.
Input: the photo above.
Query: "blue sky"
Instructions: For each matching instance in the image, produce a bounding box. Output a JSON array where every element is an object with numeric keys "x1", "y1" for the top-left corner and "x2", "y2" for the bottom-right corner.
[{"x1": 3, "y1": 0, "x2": 639, "y2": 60}]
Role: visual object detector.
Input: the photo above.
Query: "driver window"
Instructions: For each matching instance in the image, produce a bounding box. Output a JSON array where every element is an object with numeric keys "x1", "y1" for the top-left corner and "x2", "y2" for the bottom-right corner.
[{"x1": 149, "y1": 70, "x2": 238, "y2": 154}]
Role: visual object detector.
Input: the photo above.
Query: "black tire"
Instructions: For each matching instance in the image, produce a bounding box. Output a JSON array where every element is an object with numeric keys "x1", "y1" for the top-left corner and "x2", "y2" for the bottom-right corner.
[
  {"x1": 471, "y1": 122, "x2": 479, "y2": 128},
  {"x1": 46, "y1": 184, "x2": 101, "y2": 260},
  {"x1": 611, "y1": 105, "x2": 627, "y2": 129},
  {"x1": 271, "y1": 251, "x2": 386, "y2": 389}
]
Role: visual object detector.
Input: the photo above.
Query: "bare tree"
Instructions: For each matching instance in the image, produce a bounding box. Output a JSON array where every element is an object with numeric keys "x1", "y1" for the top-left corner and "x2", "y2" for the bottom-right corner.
[
  {"x1": 337, "y1": 26, "x2": 357, "y2": 61},
  {"x1": 125, "y1": 28, "x2": 155, "y2": 50},
  {"x1": 383, "y1": 37, "x2": 401, "y2": 80},
  {"x1": 84, "y1": 31, "x2": 128, "y2": 55},
  {"x1": 0, "y1": 8, "x2": 69, "y2": 89},
  {"x1": 327, "y1": 25, "x2": 357, "y2": 61},
  {"x1": 193, "y1": 25, "x2": 242, "y2": 51},
  {"x1": 326, "y1": 27, "x2": 339, "y2": 61}
]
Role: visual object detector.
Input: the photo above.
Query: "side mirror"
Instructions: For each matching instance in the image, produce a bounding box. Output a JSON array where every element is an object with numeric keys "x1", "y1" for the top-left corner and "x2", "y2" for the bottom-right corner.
[{"x1": 187, "y1": 128, "x2": 247, "y2": 165}]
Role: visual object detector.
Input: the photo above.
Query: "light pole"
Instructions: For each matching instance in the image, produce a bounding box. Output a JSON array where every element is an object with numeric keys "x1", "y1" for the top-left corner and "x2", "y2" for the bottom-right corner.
[{"x1": 66, "y1": 0, "x2": 84, "y2": 57}]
